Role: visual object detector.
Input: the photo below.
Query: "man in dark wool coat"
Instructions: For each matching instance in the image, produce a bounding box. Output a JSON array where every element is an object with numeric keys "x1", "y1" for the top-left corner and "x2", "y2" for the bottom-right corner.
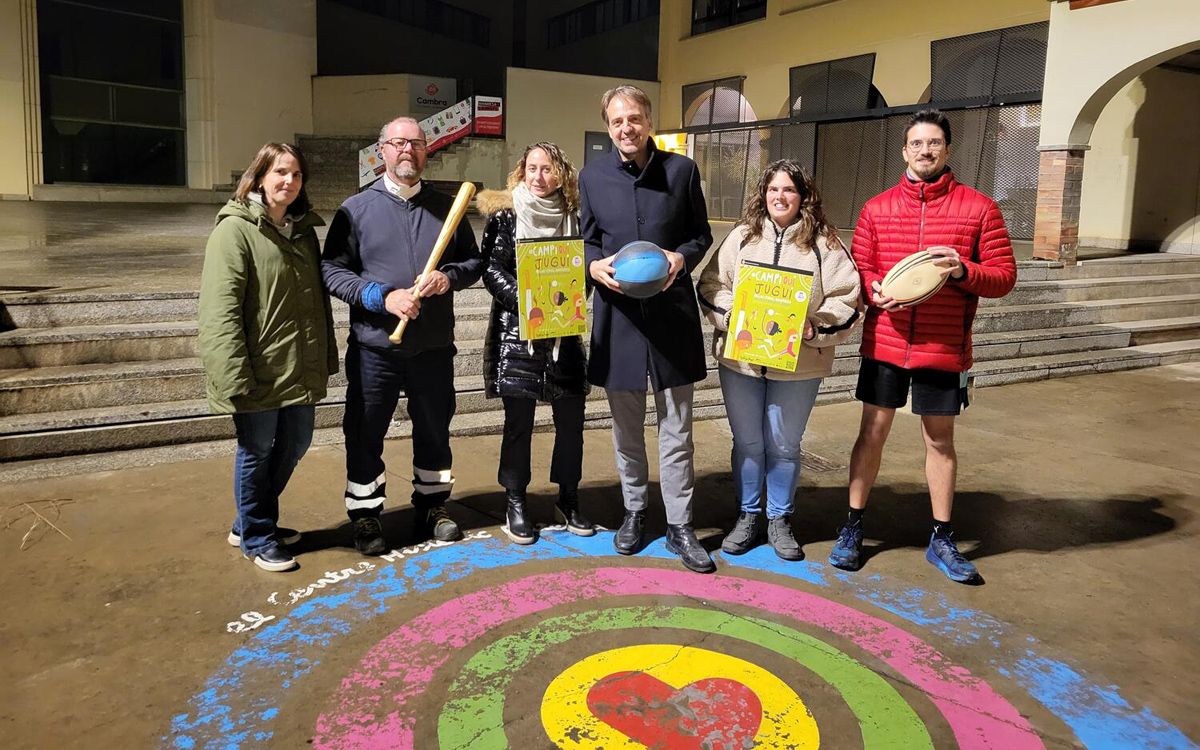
[{"x1": 580, "y1": 84, "x2": 715, "y2": 573}]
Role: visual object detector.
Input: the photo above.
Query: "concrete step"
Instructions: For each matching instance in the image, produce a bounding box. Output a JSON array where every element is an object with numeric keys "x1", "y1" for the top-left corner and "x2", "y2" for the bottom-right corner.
[
  {"x1": 4, "y1": 342, "x2": 1197, "y2": 480},
  {"x1": 15, "y1": 314, "x2": 1193, "y2": 415},
  {"x1": 0, "y1": 286, "x2": 496, "y2": 329},
  {"x1": 1068, "y1": 255, "x2": 1200, "y2": 279},
  {"x1": 970, "y1": 338, "x2": 1200, "y2": 387},
  {"x1": 0, "y1": 368, "x2": 737, "y2": 462},
  {"x1": 10, "y1": 333, "x2": 1200, "y2": 464},
  {"x1": 0, "y1": 304, "x2": 495, "y2": 368},
  {"x1": 975, "y1": 294, "x2": 1200, "y2": 333},
  {"x1": 986, "y1": 274, "x2": 1200, "y2": 307},
  {"x1": 9, "y1": 312, "x2": 1200, "y2": 414}
]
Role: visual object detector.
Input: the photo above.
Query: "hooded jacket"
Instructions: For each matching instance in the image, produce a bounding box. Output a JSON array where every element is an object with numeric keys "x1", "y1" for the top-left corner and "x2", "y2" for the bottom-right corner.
[
  {"x1": 198, "y1": 199, "x2": 337, "y2": 414},
  {"x1": 476, "y1": 189, "x2": 589, "y2": 401},
  {"x1": 852, "y1": 170, "x2": 1016, "y2": 372},
  {"x1": 697, "y1": 220, "x2": 862, "y2": 381},
  {"x1": 320, "y1": 179, "x2": 483, "y2": 354}
]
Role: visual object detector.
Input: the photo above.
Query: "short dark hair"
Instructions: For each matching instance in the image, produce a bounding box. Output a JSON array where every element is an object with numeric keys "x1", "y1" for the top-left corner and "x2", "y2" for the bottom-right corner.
[{"x1": 904, "y1": 109, "x2": 952, "y2": 146}]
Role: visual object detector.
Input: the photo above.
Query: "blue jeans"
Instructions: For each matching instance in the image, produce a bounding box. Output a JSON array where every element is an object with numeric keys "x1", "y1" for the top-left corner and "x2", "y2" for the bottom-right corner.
[
  {"x1": 719, "y1": 366, "x2": 821, "y2": 519},
  {"x1": 231, "y1": 405, "x2": 315, "y2": 555}
]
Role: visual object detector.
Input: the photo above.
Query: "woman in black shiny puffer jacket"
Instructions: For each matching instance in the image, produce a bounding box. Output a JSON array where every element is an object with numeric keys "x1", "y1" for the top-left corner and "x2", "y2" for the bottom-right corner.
[{"x1": 478, "y1": 142, "x2": 593, "y2": 545}]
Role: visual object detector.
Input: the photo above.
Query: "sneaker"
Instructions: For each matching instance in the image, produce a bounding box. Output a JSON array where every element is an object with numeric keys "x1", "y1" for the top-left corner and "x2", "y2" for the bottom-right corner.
[
  {"x1": 828, "y1": 523, "x2": 864, "y2": 571},
  {"x1": 244, "y1": 545, "x2": 297, "y2": 572},
  {"x1": 767, "y1": 515, "x2": 803, "y2": 561},
  {"x1": 352, "y1": 517, "x2": 387, "y2": 556},
  {"x1": 925, "y1": 533, "x2": 980, "y2": 583},
  {"x1": 721, "y1": 511, "x2": 764, "y2": 555},
  {"x1": 425, "y1": 504, "x2": 462, "y2": 542},
  {"x1": 228, "y1": 527, "x2": 301, "y2": 547}
]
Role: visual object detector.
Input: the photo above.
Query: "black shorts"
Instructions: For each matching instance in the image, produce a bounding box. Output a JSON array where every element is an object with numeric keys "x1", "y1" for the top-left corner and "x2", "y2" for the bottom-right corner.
[{"x1": 855, "y1": 357, "x2": 968, "y2": 416}]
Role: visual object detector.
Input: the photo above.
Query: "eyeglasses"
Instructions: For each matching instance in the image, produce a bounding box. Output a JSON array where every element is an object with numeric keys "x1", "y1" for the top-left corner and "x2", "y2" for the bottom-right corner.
[
  {"x1": 381, "y1": 137, "x2": 428, "y2": 151},
  {"x1": 906, "y1": 138, "x2": 946, "y2": 152}
]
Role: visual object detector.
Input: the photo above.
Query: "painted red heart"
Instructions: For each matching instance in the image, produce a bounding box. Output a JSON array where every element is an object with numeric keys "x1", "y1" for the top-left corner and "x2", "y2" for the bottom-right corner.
[{"x1": 586, "y1": 670, "x2": 762, "y2": 748}]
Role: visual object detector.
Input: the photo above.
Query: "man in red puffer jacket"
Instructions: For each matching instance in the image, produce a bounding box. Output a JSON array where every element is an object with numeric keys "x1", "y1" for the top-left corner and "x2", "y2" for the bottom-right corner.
[{"x1": 828, "y1": 109, "x2": 1016, "y2": 584}]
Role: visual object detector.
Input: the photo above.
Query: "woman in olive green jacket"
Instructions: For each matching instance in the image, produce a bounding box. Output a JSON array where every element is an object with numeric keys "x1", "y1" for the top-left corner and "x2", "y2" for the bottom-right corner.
[{"x1": 198, "y1": 142, "x2": 337, "y2": 572}]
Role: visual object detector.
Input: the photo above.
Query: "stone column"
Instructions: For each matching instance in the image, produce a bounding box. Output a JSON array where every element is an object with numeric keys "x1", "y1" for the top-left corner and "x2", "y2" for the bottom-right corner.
[{"x1": 1033, "y1": 146, "x2": 1087, "y2": 264}]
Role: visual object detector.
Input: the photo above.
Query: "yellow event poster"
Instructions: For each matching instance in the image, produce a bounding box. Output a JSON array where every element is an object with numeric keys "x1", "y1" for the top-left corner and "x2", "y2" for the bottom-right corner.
[
  {"x1": 516, "y1": 237, "x2": 587, "y2": 341},
  {"x1": 723, "y1": 260, "x2": 815, "y2": 372}
]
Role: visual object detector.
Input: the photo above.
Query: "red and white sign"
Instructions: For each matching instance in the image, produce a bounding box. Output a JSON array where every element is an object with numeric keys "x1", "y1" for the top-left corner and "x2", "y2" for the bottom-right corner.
[
  {"x1": 473, "y1": 96, "x2": 504, "y2": 137},
  {"x1": 421, "y1": 99, "x2": 474, "y2": 153}
]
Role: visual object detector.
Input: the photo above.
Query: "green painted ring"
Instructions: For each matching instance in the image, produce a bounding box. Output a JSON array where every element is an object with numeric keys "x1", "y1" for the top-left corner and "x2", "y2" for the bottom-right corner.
[{"x1": 436, "y1": 605, "x2": 934, "y2": 749}]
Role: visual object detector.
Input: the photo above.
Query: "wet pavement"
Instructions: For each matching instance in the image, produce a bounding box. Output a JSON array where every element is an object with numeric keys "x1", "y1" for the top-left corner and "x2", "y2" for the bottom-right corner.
[
  {"x1": 1, "y1": 363, "x2": 1197, "y2": 749},
  {"x1": 0, "y1": 200, "x2": 1122, "y2": 295}
]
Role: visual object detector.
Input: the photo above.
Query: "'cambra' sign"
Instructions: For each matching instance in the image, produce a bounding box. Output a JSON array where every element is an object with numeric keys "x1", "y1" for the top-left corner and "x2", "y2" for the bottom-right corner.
[{"x1": 410, "y1": 76, "x2": 456, "y2": 113}]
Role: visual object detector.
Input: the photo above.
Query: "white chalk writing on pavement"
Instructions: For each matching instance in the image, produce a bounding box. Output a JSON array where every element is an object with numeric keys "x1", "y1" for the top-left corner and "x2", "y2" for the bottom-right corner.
[{"x1": 225, "y1": 529, "x2": 493, "y2": 634}]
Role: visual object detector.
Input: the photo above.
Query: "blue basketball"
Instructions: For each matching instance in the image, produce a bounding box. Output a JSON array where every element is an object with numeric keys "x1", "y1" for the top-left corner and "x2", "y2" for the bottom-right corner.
[{"x1": 612, "y1": 241, "x2": 669, "y2": 299}]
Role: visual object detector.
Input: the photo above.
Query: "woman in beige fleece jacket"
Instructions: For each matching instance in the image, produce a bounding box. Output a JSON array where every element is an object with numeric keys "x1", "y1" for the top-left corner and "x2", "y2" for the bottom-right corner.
[{"x1": 697, "y1": 159, "x2": 862, "y2": 560}]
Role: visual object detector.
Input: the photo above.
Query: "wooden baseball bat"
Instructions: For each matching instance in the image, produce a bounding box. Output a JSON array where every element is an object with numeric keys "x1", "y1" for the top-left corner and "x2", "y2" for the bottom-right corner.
[{"x1": 388, "y1": 181, "x2": 478, "y2": 344}]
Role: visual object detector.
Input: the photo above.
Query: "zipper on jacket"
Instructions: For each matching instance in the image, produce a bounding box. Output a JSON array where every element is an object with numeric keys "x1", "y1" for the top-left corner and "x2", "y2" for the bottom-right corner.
[
  {"x1": 772, "y1": 223, "x2": 784, "y2": 266},
  {"x1": 905, "y1": 184, "x2": 927, "y2": 369}
]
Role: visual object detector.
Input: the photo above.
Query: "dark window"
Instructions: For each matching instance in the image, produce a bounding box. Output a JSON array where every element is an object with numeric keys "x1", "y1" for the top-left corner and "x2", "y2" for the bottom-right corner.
[
  {"x1": 37, "y1": 0, "x2": 184, "y2": 185},
  {"x1": 547, "y1": 0, "x2": 659, "y2": 49},
  {"x1": 789, "y1": 53, "x2": 883, "y2": 117},
  {"x1": 327, "y1": 0, "x2": 491, "y2": 48},
  {"x1": 691, "y1": 0, "x2": 766, "y2": 36},
  {"x1": 681, "y1": 76, "x2": 746, "y2": 126},
  {"x1": 930, "y1": 21, "x2": 1048, "y2": 105}
]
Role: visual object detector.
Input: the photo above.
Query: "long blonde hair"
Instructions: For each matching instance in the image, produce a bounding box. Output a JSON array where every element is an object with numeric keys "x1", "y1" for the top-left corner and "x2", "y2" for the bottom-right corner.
[{"x1": 505, "y1": 142, "x2": 580, "y2": 215}]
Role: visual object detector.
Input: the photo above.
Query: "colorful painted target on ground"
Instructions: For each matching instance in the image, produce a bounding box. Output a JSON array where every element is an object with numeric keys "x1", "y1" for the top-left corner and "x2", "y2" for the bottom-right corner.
[{"x1": 169, "y1": 533, "x2": 1196, "y2": 749}]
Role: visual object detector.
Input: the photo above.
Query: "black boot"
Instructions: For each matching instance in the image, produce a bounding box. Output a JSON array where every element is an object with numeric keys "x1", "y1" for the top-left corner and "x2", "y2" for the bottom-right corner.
[
  {"x1": 556, "y1": 486, "x2": 595, "y2": 537},
  {"x1": 614, "y1": 510, "x2": 645, "y2": 555},
  {"x1": 666, "y1": 524, "x2": 716, "y2": 574},
  {"x1": 502, "y1": 489, "x2": 535, "y2": 545}
]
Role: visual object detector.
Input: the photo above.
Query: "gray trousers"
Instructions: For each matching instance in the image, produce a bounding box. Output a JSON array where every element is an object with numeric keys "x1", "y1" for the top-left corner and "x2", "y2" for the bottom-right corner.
[{"x1": 606, "y1": 383, "x2": 696, "y2": 525}]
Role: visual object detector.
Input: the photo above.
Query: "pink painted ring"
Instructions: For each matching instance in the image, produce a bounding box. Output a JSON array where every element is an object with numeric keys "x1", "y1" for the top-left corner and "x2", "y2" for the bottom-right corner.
[{"x1": 313, "y1": 567, "x2": 1044, "y2": 750}]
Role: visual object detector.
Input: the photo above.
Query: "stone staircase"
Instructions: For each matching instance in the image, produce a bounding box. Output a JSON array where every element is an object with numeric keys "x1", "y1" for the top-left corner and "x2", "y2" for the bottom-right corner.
[
  {"x1": 2, "y1": 254, "x2": 1199, "y2": 481},
  {"x1": 292, "y1": 134, "x2": 486, "y2": 211}
]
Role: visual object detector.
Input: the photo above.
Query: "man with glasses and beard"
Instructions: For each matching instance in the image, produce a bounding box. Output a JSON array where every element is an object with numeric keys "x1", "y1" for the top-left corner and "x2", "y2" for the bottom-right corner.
[
  {"x1": 829, "y1": 109, "x2": 1016, "y2": 584},
  {"x1": 322, "y1": 116, "x2": 482, "y2": 556}
]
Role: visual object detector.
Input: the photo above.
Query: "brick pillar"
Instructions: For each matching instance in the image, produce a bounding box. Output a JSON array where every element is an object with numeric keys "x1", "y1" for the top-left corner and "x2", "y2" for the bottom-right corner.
[{"x1": 1033, "y1": 147, "x2": 1086, "y2": 264}]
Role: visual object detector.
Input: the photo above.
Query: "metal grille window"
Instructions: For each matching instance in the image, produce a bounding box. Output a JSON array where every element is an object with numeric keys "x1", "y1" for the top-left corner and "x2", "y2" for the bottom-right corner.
[
  {"x1": 931, "y1": 22, "x2": 1048, "y2": 104},
  {"x1": 789, "y1": 54, "x2": 880, "y2": 116},
  {"x1": 329, "y1": 0, "x2": 491, "y2": 48},
  {"x1": 682, "y1": 76, "x2": 748, "y2": 126},
  {"x1": 673, "y1": 103, "x2": 1041, "y2": 238},
  {"x1": 547, "y1": 0, "x2": 660, "y2": 49},
  {"x1": 691, "y1": 0, "x2": 767, "y2": 36}
]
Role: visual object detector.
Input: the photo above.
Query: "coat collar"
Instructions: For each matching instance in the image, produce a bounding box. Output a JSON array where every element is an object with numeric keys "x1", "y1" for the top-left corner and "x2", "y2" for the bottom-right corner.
[
  {"x1": 898, "y1": 168, "x2": 956, "y2": 203},
  {"x1": 610, "y1": 137, "x2": 661, "y2": 180}
]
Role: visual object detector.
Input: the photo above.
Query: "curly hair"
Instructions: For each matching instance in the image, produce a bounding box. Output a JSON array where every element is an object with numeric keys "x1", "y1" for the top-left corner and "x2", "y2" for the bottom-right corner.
[
  {"x1": 740, "y1": 159, "x2": 840, "y2": 251},
  {"x1": 505, "y1": 141, "x2": 580, "y2": 215}
]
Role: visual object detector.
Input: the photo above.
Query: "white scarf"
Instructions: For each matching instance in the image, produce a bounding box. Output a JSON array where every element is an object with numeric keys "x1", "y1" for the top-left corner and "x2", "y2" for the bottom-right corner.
[{"x1": 511, "y1": 182, "x2": 578, "y2": 239}]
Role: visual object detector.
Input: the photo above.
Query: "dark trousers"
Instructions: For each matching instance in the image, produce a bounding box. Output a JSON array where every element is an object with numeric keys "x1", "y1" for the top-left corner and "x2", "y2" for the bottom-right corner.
[
  {"x1": 342, "y1": 342, "x2": 456, "y2": 519},
  {"x1": 231, "y1": 405, "x2": 315, "y2": 554},
  {"x1": 498, "y1": 394, "x2": 585, "y2": 493}
]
